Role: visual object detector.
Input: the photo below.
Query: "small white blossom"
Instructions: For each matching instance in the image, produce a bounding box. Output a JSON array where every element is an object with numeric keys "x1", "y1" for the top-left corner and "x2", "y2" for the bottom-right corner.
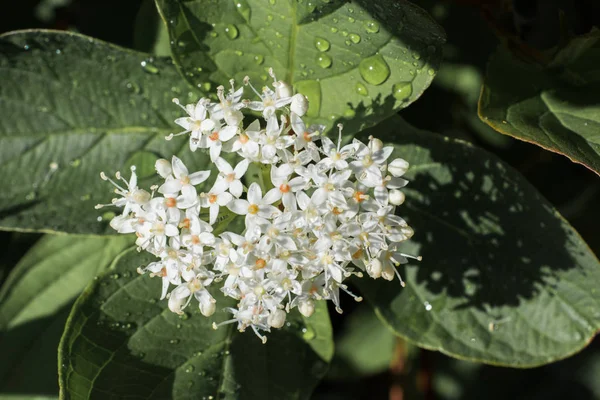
[{"x1": 98, "y1": 71, "x2": 419, "y2": 343}]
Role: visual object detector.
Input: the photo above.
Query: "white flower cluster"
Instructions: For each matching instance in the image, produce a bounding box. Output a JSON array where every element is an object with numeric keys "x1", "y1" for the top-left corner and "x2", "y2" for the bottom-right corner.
[{"x1": 98, "y1": 69, "x2": 418, "y2": 343}]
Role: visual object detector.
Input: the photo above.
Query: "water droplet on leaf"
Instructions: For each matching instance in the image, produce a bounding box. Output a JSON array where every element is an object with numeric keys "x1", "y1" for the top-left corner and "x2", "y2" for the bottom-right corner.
[
  {"x1": 364, "y1": 20, "x2": 379, "y2": 33},
  {"x1": 314, "y1": 37, "x2": 330, "y2": 52},
  {"x1": 316, "y1": 54, "x2": 332, "y2": 68},
  {"x1": 355, "y1": 82, "x2": 368, "y2": 96},
  {"x1": 224, "y1": 24, "x2": 239, "y2": 40},
  {"x1": 359, "y1": 54, "x2": 390, "y2": 85},
  {"x1": 349, "y1": 33, "x2": 361, "y2": 43}
]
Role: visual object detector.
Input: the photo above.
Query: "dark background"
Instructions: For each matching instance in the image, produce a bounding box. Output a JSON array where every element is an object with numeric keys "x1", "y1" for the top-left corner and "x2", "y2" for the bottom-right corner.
[{"x1": 1, "y1": 0, "x2": 598, "y2": 399}]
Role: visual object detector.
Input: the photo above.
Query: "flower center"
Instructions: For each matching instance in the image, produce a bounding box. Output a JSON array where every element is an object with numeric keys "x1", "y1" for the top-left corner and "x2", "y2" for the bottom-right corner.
[
  {"x1": 239, "y1": 133, "x2": 249, "y2": 144},
  {"x1": 191, "y1": 235, "x2": 201, "y2": 245},
  {"x1": 303, "y1": 131, "x2": 312, "y2": 142},
  {"x1": 179, "y1": 218, "x2": 190, "y2": 229},
  {"x1": 279, "y1": 183, "x2": 290, "y2": 193},
  {"x1": 248, "y1": 204, "x2": 259, "y2": 214},
  {"x1": 255, "y1": 258, "x2": 267, "y2": 270},
  {"x1": 226, "y1": 173, "x2": 236, "y2": 182},
  {"x1": 181, "y1": 175, "x2": 190, "y2": 185},
  {"x1": 209, "y1": 131, "x2": 220, "y2": 141},
  {"x1": 165, "y1": 197, "x2": 177, "y2": 208},
  {"x1": 208, "y1": 194, "x2": 218, "y2": 204},
  {"x1": 353, "y1": 191, "x2": 366, "y2": 202}
]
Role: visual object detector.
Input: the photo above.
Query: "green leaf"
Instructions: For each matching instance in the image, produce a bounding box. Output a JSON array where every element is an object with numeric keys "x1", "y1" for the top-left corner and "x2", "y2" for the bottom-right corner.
[
  {"x1": 134, "y1": 0, "x2": 172, "y2": 56},
  {"x1": 0, "y1": 234, "x2": 132, "y2": 398},
  {"x1": 0, "y1": 30, "x2": 212, "y2": 235},
  {"x1": 155, "y1": 0, "x2": 445, "y2": 133},
  {"x1": 354, "y1": 116, "x2": 600, "y2": 367},
  {"x1": 478, "y1": 32, "x2": 600, "y2": 175},
  {"x1": 327, "y1": 304, "x2": 396, "y2": 380},
  {"x1": 59, "y1": 248, "x2": 334, "y2": 399}
]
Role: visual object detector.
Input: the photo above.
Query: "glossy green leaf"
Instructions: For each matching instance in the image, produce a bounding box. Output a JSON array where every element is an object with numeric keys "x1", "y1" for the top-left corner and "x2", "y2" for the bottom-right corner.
[
  {"x1": 354, "y1": 117, "x2": 600, "y2": 367},
  {"x1": 59, "y1": 248, "x2": 334, "y2": 399},
  {"x1": 327, "y1": 304, "x2": 396, "y2": 380},
  {"x1": 479, "y1": 34, "x2": 600, "y2": 175},
  {"x1": 155, "y1": 0, "x2": 445, "y2": 133},
  {"x1": 0, "y1": 30, "x2": 212, "y2": 235},
  {"x1": 0, "y1": 235, "x2": 132, "y2": 398}
]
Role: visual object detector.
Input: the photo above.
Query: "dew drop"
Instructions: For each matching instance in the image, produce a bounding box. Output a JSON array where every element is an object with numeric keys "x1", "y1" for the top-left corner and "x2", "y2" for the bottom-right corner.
[
  {"x1": 234, "y1": 0, "x2": 251, "y2": 21},
  {"x1": 343, "y1": 108, "x2": 356, "y2": 118},
  {"x1": 70, "y1": 159, "x2": 81, "y2": 167},
  {"x1": 224, "y1": 24, "x2": 239, "y2": 40},
  {"x1": 355, "y1": 82, "x2": 368, "y2": 96},
  {"x1": 294, "y1": 80, "x2": 321, "y2": 117},
  {"x1": 330, "y1": 27, "x2": 338, "y2": 33},
  {"x1": 209, "y1": 31, "x2": 218, "y2": 38},
  {"x1": 102, "y1": 211, "x2": 116, "y2": 220},
  {"x1": 349, "y1": 33, "x2": 361, "y2": 44},
  {"x1": 267, "y1": 14, "x2": 274, "y2": 22},
  {"x1": 424, "y1": 301, "x2": 432, "y2": 311},
  {"x1": 185, "y1": 365, "x2": 195, "y2": 373},
  {"x1": 269, "y1": 0, "x2": 276, "y2": 4},
  {"x1": 302, "y1": 325, "x2": 316, "y2": 340},
  {"x1": 314, "y1": 37, "x2": 330, "y2": 52},
  {"x1": 348, "y1": 16, "x2": 355, "y2": 23},
  {"x1": 55, "y1": 49, "x2": 62, "y2": 55},
  {"x1": 170, "y1": 339, "x2": 180, "y2": 344},
  {"x1": 234, "y1": 50, "x2": 243, "y2": 56},
  {"x1": 428, "y1": 68, "x2": 435, "y2": 76},
  {"x1": 111, "y1": 273, "x2": 121, "y2": 280},
  {"x1": 316, "y1": 54, "x2": 332, "y2": 68},
  {"x1": 141, "y1": 59, "x2": 159, "y2": 74},
  {"x1": 359, "y1": 54, "x2": 390, "y2": 85},
  {"x1": 254, "y1": 54, "x2": 264, "y2": 65},
  {"x1": 364, "y1": 20, "x2": 379, "y2": 33}
]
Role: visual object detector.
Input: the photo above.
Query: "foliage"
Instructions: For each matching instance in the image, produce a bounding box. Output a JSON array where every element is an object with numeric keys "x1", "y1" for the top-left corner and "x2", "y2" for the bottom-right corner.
[{"x1": 0, "y1": 0, "x2": 599, "y2": 399}]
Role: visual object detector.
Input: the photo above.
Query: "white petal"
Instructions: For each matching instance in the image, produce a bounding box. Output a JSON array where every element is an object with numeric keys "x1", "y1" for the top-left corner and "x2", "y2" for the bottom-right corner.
[
  {"x1": 230, "y1": 180, "x2": 243, "y2": 198},
  {"x1": 210, "y1": 141, "x2": 222, "y2": 162},
  {"x1": 233, "y1": 159, "x2": 249, "y2": 178},
  {"x1": 247, "y1": 183, "x2": 262, "y2": 204},
  {"x1": 189, "y1": 170, "x2": 211, "y2": 185},
  {"x1": 217, "y1": 192, "x2": 233, "y2": 206},
  {"x1": 228, "y1": 199, "x2": 249, "y2": 215},
  {"x1": 215, "y1": 157, "x2": 233, "y2": 174},
  {"x1": 171, "y1": 156, "x2": 188, "y2": 179},
  {"x1": 262, "y1": 187, "x2": 281, "y2": 205},
  {"x1": 219, "y1": 126, "x2": 238, "y2": 142}
]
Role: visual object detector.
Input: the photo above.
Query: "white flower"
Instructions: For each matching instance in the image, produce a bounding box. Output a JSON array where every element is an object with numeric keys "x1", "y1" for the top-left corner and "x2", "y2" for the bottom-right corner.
[
  {"x1": 211, "y1": 81, "x2": 245, "y2": 126},
  {"x1": 169, "y1": 98, "x2": 216, "y2": 151},
  {"x1": 158, "y1": 156, "x2": 210, "y2": 204},
  {"x1": 213, "y1": 157, "x2": 249, "y2": 198},
  {"x1": 198, "y1": 124, "x2": 238, "y2": 162},
  {"x1": 228, "y1": 183, "x2": 281, "y2": 227},
  {"x1": 99, "y1": 68, "x2": 420, "y2": 342}
]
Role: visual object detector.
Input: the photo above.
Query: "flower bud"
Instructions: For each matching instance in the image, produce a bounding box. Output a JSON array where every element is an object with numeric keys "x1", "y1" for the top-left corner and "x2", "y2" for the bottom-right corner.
[
  {"x1": 388, "y1": 158, "x2": 409, "y2": 177},
  {"x1": 290, "y1": 93, "x2": 308, "y2": 116},
  {"x1": 388, "y1": 189, "x2": 405, "y2": 206},
  {"x1": 268, "y1": 309, "x2": 287, "y2": 328},
  {"x1": 155, "y1": 158, "x2": 172, "y2": 178},
  {"x1": 368, "y1": 137, "x2": 384, "y2": 152},
  {"x1": 274, "y1": 80, "x2": 293, "y2": 99},
  {"x1": 132, "y1": 189, "x2": 151, "y2": 204},
  {"x1": 224, "y1": 109, "x2": 244, "y2": 127},
  {"x1": 366, "y1": 259, "x2": 382, "y2": 278},
  {"x1": 168, "y1": 294, "x2": 186, "y2": 315},
  {"x1": 298, "y1": 299, "x2": 315, "y2": 317},
  {"x1": 381, "y1": 264, "x2": 395, "y2": 281},
  {"x1": 199, "y1": 299, "x2": 216, "y2": 317}
]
